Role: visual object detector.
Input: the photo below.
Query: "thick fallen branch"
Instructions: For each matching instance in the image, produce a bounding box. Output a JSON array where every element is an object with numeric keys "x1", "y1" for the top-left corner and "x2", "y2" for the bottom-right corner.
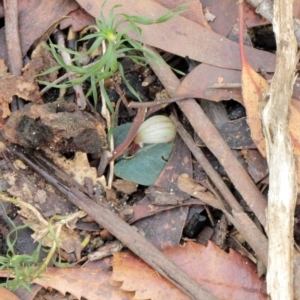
[{"x1": 261, "y1": 0, "x2": 298, "y2": 299}]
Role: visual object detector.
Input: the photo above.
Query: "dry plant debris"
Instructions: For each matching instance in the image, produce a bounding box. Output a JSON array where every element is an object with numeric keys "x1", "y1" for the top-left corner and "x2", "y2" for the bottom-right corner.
[
  {"x1": 0, "y1": 241, "x2": 266, "y2": 300},
  {"x1": 32, "y1": 258, "x2": 134, "y2": 300},
  {"x1": 112, "y1": 241, "x2": 267, "y2": 300},
  {"x1": 0, "y1": 0, "x2": 79, "y2": 62},
  {"x1": 0, "y1": 0, "x2": 300, "y2": 299},
  {"x1": 0, "y1": 59, "x2": 41, "y2": 118},
  {"x1": 0, "y1": 287, "x2": 20, "y2": 300},
  {"x1": 22, "y1": 42, "x2": 59, "y2": 83}
]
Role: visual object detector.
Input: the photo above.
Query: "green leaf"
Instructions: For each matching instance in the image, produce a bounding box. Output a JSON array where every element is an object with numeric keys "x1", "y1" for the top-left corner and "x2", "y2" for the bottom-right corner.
[
  {"x1": 78, "y1": 32, "x2": 101, "y2": 41},
  {"x1": 36, "y1": 65, "x2": 61, "y2": 77},
  {"x1": 122, "y1": 14, "x2": 156, "y2": 26},
  {"x1": 99, "y1": 81, "x2": 114, "y2": 113},
  {"x1": 114, "y1": 143, "x2": 174, "y2": 186},
  {"x1": 113, "y1": 123, "x2": 133, "y2": 147},
  {"x1": 83, "y1": 37, "x2": 103, "y2": 55}
]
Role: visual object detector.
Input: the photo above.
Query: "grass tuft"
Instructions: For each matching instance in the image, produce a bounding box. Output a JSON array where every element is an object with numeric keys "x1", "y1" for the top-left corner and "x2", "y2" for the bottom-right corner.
[{"x1": 37, "y1": 1, "x2": 187, "y2": 109}]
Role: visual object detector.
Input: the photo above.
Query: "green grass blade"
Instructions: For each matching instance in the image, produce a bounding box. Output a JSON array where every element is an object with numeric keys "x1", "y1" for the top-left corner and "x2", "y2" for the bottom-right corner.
[
  {"x1": 99, "y1": 81, "x2": 114, "y2": 113},
  {"x1": 118, "y1": 64, "x2": 142, "y2": 102}
]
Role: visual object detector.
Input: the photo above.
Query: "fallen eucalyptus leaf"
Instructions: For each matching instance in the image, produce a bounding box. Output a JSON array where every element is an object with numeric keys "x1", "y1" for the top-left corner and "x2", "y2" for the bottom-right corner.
[{"x1": 114, "y1": 142, "x2": 174, "y2": 186}]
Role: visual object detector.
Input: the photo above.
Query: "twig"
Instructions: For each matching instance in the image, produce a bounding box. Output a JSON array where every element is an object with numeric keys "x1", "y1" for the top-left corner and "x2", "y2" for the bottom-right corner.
[
  {"x1": 114, "y1": 83, "x2": 135, "y2": 116},
  {"x1": 3, "y1": 0, "x2": 24, "y2": 110},
  {"x1": 128, "y1": 94, "x2": 194, "y2": 108},
  {"x1": 111, "y1": 107, "x2": 146, "y2": 161},
  {"x1": 208, "y1": 82, "x2": 242, "y2": 89},
  {"x1": 259, "y1": 0, "x2": 298, "y2": 298}
]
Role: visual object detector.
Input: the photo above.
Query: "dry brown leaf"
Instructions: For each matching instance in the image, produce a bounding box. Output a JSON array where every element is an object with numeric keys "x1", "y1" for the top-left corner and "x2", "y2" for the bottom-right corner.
[
  {"x1": 59, "y1": 8, "x2": 95, "y2": 32},
  {"x1": 11, "y1": 199, "x2": 83, "y2": 253},
  {"x1": 112, "y1": 179, "x2": 138, "y2": 194},
  {"x1": 133, "y1": 137, "x2": 192, "y2": 248},
  {"x1": 238, "y1": 3, "x2": 268, "y2": 156},
  {"x1": 289, "y1": 100, "x2": 300, "y2": 155},
  {"x1": 154, "y1": 0, "x2": 211, "y2": 28},
  {"x1": 240, "y1": 59, "x2": 268, "y2": 156},
  {"x1": 30, "y1": 223, "x2": 81, "y2": 254},
  {"x1": 176, "y1": 64, "x2": 243, "y2": 103},
  {"x1": 0, "y1": 287, "x2": 20, "y2": 300},
  {"x1": 76, "y1": 0, "x2": 275, "y2": 72},
  {"x1": 0, "y1": 59, "x2": 41, "y2": 118},
  {"x1": 50, "y1": 151, "x2": 99, "y2": 186},
  {"x1": 0, "y1": 0, "x2": 79, "y2": 62},
  {"x1": 201, "y1": 0, "x2": 240, "y2": 36},
  {"x1": 112, "y1": 241, "x2": 267, "y2": 300},
  {"x1": 32, "y1": 258, "x2": 133, "y2": 300},
  {"x1": 175, "y1": 63, "x2": 300, "y2": 106},
  {"x1": 22, "y1": 41, "x2": 58, "y2": 83},
  {"x1": 294, "y1": 0, "x2": 300, "y2": 20},
  {"x1": 243, "y1": 3, "x2": 270, "y2": 28}
]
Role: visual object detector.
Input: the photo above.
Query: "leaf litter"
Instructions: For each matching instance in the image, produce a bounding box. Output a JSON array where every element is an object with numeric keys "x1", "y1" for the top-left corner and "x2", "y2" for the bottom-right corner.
[
  {"x1": 0, "y1": 59, "x2": 41, "y2": 118},
  {"x1": 0, "y1": 0, "x2": 299, "y2": 299}
]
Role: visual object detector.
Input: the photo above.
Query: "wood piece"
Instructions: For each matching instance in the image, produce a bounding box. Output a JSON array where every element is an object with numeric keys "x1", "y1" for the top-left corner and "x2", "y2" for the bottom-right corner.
[
  {"x1": 3, "y1": 0, "x2": 23, "y2": 110},
  {"x1": 3, "y1": 0, "x2": 22, "y2": 76},
  {"x1": 260, "y1": 0, "x2": 298, "y2": 298}
]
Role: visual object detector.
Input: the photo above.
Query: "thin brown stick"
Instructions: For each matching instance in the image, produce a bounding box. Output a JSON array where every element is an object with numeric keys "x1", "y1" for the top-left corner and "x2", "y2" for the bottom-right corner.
[
  {"x1": 3, "y1": 0, "x2": 24, "y2": 110},
  {"x1": 111, "y1": 107, "x2": 146, "y2": 161},
  {"x1": 128, "y1": 94, "x2": 194, "y2": 108},
  {"x1": 208, "y1": 79, "x2": 274, "y2": 89},
  {"x1": 114, "y1": 83, "x2": 135, "y2": 116},
  {"x1": 3, "y1": 0, "x2": 22, "y2": 76}
]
